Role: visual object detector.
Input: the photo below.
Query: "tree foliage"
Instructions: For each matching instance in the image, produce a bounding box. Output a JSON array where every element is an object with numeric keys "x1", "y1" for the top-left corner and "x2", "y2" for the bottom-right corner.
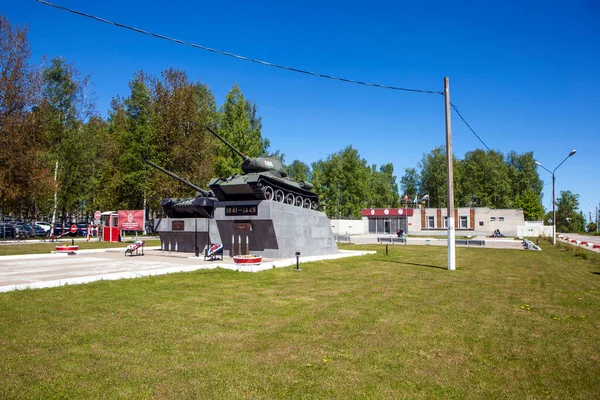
[
  {"x1": 310, "y1": 146, "x2": 399, "y2": 218},
  {"x1": 400, "y1": 167, "x2": 420, "y2": 203},
  {"x1": 213, "y1": 84, "x2": 266, "y2": 178},
  {"x1": 287, "y1": 160, "x2": 310, "y2": 182},
  {"x1": 418, "y1": 147, "x2": 447, "y2": 208},
  {"x1": 41, "y1": 57, "x2": 96, "y2": 222},
  {"x1": 555, "y1": 190, "x2": 584, "y2": 233},
  {"x1": 0, "y1": 16, "x2": 51, "y2": 217},
  {"x1": 368, "y1": 163, "x2": 399, "y2": 208}
]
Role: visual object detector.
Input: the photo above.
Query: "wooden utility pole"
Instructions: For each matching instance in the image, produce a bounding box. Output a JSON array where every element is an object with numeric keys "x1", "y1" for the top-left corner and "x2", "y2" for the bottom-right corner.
[{"x1": 444, "y1": 77, "x2": 456, "y2": 271}]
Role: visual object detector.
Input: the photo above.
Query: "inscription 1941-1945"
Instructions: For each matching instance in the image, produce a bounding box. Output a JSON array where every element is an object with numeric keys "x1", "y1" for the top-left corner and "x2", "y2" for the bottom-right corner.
[{"x1": 225, "y1": 205, "x2": 258, "y2": 216}]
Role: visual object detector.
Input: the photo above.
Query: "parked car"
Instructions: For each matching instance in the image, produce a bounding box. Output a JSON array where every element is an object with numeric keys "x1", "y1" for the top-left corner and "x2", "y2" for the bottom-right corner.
[
  {"x1": 76, "y1": 223, "x2": 89, "y2": 236},
  {"x1": 23, "y1": 223, "x2": 47, "y2": 237},
  {"x1": 35, "y1": 222, "x2": 52, "y2": 233},
  {"x1": 0, "y1": 223, "x2": 16, "y2": 239}
]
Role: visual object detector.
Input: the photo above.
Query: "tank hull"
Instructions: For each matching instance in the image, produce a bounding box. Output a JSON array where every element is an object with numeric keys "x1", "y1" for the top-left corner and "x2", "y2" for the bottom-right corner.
[
  {"x1": 161, "y1": 197, "x2": 216, "y2": 218},
  {"x1": 209, "y1": 173, "x2": 318, "y2": 209}
]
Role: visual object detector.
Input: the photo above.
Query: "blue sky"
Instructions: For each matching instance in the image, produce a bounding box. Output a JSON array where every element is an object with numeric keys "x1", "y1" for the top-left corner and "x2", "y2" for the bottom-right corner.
[{"x1": 4, "y1": 0, "x2": 600, "y2": 220}]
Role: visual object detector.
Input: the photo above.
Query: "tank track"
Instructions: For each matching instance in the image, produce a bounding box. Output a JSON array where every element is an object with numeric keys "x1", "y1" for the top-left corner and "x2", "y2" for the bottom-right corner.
[
  {"x1": 252, "y1": 178, "x2": 319, "y2": 210},
  {"x1": 209, "y1": 178, "x2": 319, "y2": 210}
]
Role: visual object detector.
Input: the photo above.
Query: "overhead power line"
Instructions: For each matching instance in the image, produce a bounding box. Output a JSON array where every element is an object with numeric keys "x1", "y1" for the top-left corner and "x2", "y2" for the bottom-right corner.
[
  {"x1": 450, "y1": 103, "x2": 491, "y2": 151},
  {"x1": 36, "y1": 0, "x2": 442, "y2": 95},
  {"x1": 37, "y1": 1, "x2": 493, "y2": 151}
]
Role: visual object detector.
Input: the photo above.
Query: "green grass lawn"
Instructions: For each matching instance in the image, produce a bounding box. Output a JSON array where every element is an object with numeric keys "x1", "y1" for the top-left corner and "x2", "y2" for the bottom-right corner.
[{"x1": 1, "y1": 240, "x2": 599, "y2": 398}]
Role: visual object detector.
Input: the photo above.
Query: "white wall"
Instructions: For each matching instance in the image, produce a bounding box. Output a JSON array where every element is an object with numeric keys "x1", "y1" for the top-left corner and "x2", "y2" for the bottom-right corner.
[
  {"x1": 329, "y1": 219, "x2": 365, "y2": 235},
  {"x1": 517, "y1": 222, "x2": 553, "y2": 238}
]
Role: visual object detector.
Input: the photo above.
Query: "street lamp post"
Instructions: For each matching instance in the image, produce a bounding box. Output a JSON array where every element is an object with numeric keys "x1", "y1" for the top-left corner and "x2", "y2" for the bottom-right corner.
[{"x1": 535, "y1": 150, "x2": 577, "y2": 245}]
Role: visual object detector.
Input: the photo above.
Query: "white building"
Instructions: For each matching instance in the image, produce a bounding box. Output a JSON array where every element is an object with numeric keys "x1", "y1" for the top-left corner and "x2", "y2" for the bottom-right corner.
[{"x1": 330, "y1": 207, "x2": 534, "y2": 237}]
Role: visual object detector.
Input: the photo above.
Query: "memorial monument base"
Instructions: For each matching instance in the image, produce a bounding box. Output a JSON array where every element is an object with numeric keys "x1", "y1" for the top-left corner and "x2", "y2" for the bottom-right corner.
[{"x1": 156, "y1": 200, "x2": 338, "y2": 259}]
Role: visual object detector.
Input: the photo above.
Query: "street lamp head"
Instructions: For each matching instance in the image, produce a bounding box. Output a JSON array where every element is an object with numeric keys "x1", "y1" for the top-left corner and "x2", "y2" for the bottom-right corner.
[
  {"x1": 568, "y1": 149, "x2": 577, "y2": 157},
  {"x1": 535, "y1": 161, "x2": 542, "y2": 166}
]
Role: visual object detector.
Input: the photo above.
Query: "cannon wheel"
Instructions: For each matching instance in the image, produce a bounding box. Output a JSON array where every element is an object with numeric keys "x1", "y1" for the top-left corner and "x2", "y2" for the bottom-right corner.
[
  {"x1": 303, "y1": 198, "x2": 312, "y2": 209},
  {"x1": 264, "y1": 185, "x2": 274, "y2": 200},
  {"x1": 275, "y1": 189, "x2": 285, "y2": 202},
  {"x1": 285, "y1": 193, "x2": 295, "y2": 205}
]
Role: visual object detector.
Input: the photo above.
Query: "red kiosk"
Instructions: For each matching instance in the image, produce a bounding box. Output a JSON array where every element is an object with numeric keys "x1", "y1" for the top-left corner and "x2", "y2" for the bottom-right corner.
[{"x1": 101, "y1": 211, "x2": 120, "y2": 242}]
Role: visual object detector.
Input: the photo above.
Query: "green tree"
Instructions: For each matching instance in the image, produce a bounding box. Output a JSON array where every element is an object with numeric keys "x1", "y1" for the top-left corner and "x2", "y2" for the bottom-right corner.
[
  {"x1": 42, "y1": 57, "x2": 95, "y2": 223},
  {"x1": 287, "y1": 160, "x2": 310, "y2": 182},
  {"x1": 99, "y1": 97, "x2": 127, "y2": 211},
  {"x1": 418, "y1": 147, "x2": 447, "y2": 208},
  {"x1": 118, "y1": 72, "x2": 154, "y2": 210},
  {"x1": 0, "y1": 16, "x2": 51, "y2": 218},
  {"x1": 214, "y1": 84, "x2": 267, "y2": 178},
  {"x1": 148, "y1": 68, "x2": 216, "y2": 205},
  {"x1": 513, "y1": 189, "x2": 545, "y2": 221},
  {"x1": 81, "y1": 115, "x2": 112, "y2": 212},
  {"x1": 400, "y1": 167, "x2": 420, "y2": 204},
  {"x1": 311, "y1": 146, "x2": 370, "y2": 218},
  {"x1": 458, "y1": 149, "x2": 511, "y2": 208},
  {"x1": 506, "y1": 151, "x2": 543, "y2": 218},
  {"x1": 555, "y1": 190, "x2": 580, "y2": 233},
  {"x1": 368, "y1": 163, "x2": 399, "y2": 208}
]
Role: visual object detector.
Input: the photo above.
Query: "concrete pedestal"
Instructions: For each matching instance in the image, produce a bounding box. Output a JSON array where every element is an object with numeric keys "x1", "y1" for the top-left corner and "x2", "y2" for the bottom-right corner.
[{"x1": 156, "y1": 200, "x2": 338, "y2": 259}]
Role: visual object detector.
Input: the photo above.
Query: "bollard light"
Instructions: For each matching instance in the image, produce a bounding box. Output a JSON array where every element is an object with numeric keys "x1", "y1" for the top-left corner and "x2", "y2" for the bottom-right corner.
[{"x1": 295, "y1": 251, "x2": 300, "y2": 270}]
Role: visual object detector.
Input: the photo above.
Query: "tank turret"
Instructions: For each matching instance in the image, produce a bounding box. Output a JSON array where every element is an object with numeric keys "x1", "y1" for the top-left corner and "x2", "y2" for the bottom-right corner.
[
  {"x1": 206, "y1": 126, "x2": 318, "y2": 209},
  {"x1": 160, "y1": 197, "x2": 215, "y2": 219},
  {"x1": 206, "y1": 127, "x2": 287, "y2": 176}
]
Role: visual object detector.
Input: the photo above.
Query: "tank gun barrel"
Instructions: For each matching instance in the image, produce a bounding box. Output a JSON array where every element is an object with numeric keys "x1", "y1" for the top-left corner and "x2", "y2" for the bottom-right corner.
[
  {"x1": 206, "y1": 126, "x2": 248, "y2": 161},
  {"x1": 145, "y1": 160, "x2": 212, "y2": 197}
]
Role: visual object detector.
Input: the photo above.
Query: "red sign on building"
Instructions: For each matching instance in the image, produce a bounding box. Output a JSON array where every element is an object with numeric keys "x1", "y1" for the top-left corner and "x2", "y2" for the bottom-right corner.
[
  {"x1": 360, "y1": 208, "x2": 415, "y2": 217},
  {"x1": 118, "y1": 210, "x2": 145, "y2": 231}
]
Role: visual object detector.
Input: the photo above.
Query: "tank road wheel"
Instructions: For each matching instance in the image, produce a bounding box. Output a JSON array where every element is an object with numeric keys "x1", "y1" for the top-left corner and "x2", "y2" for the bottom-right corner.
[
  {"x1": 285, "y1": 193, "x2": 295, "y2": 205},
  {"x1": 264, "y1": 185, "x2": 274, "y2": 200},
  {"x1": 303, "y1": 198, "x2": 312, "y2": 209},
  {"x1": 295, "y1": 196, "x2": 303, "y2": 207},
  {"x1": 311, "y1": 200, "x2": 318, "y2": 210},
  {"x1": 275, "y1": 189, "x2": 285, "y2": 202}
]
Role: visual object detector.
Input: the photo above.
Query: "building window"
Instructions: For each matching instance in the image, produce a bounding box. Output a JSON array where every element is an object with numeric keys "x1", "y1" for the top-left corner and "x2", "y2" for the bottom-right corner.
[
  {"x1": 443, "y1": 216, "x2": 448, "y2": 228},
  {"x1": 499, "y1": 216, "x2": 505, "y2": 222},
  {"x1": 427, "y1": 216, "x2": 434, "y2": 229},
  {"x1": 490, "y1": 217, "x2": 496, "y2": 222},
  {"x1": 479, "y1": 221, "x2": 484, "y2": 226},
  {"x1": 460, "y1": 216, "x2": 468, "y2": 229}
]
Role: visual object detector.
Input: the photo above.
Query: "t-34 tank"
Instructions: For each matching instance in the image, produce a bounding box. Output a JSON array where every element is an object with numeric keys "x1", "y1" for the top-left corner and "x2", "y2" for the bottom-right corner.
[
  {"x1": 206, "y1": 127, "x2": 318, "y2": 209},
  {"x1": 145, "y1": 160, "x2": 216, "y2": 218}
]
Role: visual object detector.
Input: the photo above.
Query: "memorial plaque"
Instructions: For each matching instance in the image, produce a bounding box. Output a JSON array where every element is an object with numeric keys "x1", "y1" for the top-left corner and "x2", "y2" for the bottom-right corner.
[
  {"x1": 225, "y1": 205, "x2": 258, "y2": 216},
  {"x1": 234, "y1": 223, "x2": 252, "y2": 232},
  {"x1": 172, "y1": 220, "x2": 185, "y2": 231}
]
